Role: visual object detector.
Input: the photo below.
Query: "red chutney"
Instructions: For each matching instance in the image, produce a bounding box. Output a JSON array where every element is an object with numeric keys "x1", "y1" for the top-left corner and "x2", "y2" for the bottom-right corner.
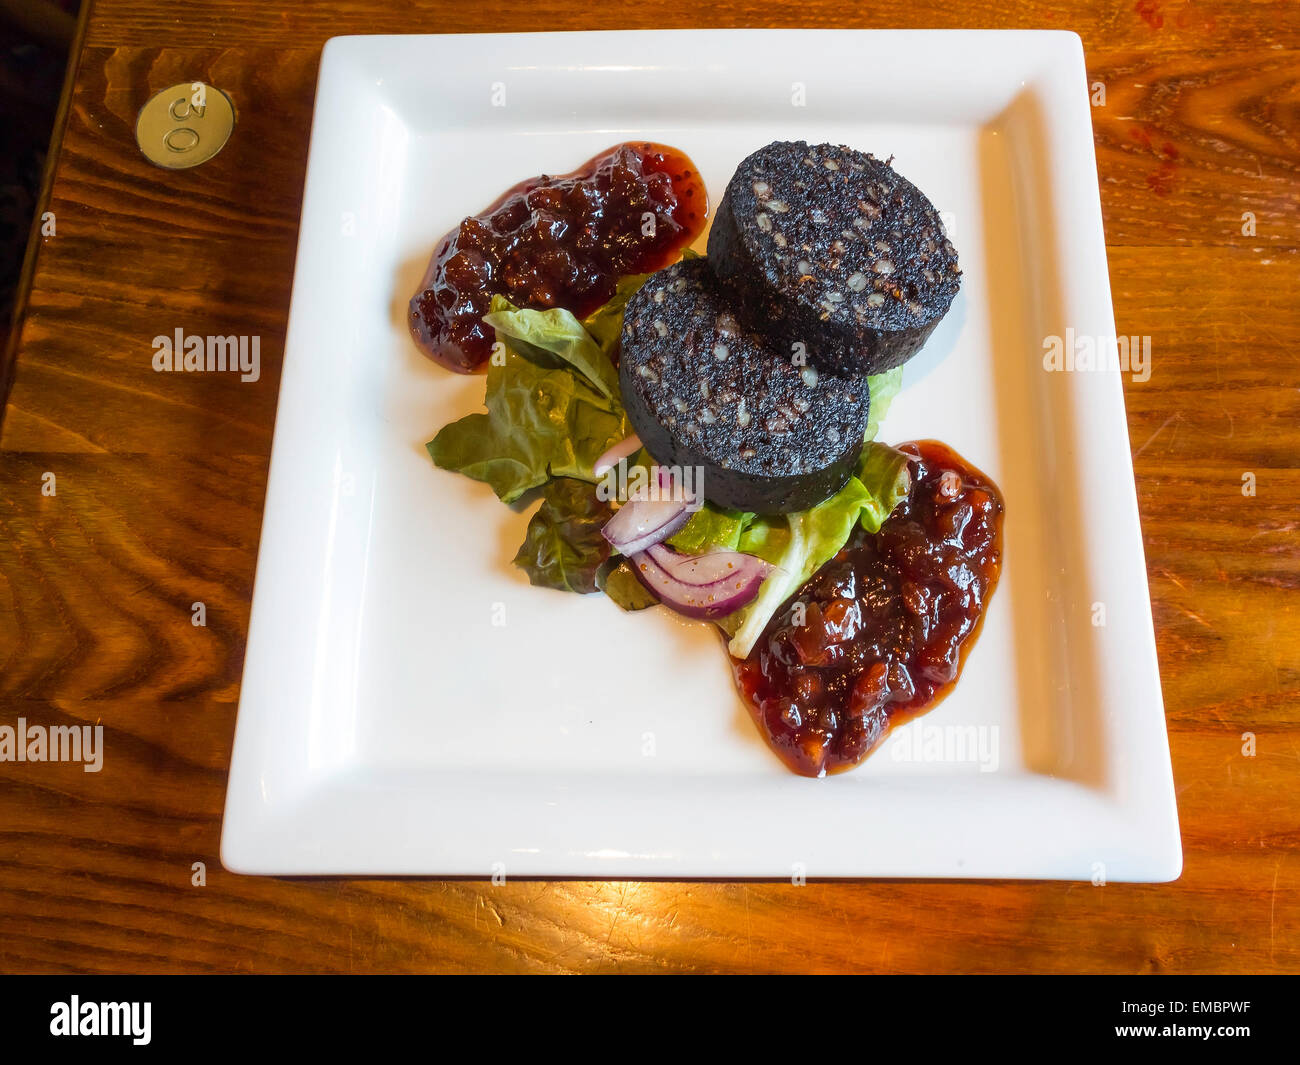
[
  {"x1": 731, "y1": 441, "x2": 1005, "y2": 778},
  {"x1": 409, "y1": 142, "x2": 707, "y2": 373}
]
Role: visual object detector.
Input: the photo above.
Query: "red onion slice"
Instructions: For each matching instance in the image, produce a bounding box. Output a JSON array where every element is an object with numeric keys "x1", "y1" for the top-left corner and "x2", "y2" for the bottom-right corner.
[
  {"x1": 593, "y1": 433, "x2": 642, "y2": 476},
  {"x1": 629, "y1": 546, "x2": 771, "y2": 619},
  {"x1": 644, "y1": 542, "x2": 774, "y2": 587},
  {"x1": 601, "y1": 466, "x2": 694, "y2": 557}
]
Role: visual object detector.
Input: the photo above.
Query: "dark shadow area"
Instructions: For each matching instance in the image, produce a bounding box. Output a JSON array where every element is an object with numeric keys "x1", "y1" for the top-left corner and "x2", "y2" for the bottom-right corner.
[
  {"x1": 0, "y1": 0, "x2": 80, "y2": 410},
  {"x1": 0, "y1": 1, "x2": 78, "y2": 327}
]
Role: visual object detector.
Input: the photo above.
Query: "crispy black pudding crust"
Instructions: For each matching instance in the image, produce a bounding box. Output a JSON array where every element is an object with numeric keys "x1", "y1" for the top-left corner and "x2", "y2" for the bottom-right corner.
[
  {"x1": 619, "y1": 258, "x2": 869, "y2": 514},
  {"x1": 707, "y1": 140, "x2": 959, "y2": 375}
]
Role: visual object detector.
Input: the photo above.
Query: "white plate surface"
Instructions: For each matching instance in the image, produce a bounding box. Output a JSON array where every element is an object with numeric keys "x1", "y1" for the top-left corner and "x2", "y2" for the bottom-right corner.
[{"x1": 221, "y1": 29, "x2": 1182, "y2": 880}]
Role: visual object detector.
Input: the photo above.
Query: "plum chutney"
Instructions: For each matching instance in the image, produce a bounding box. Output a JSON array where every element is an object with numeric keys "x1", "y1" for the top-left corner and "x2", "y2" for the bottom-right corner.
[
  {"x1": 409, "y1": 142, "x2": 708, "y2": 373},
  {"x1": 731, "y1": 441, "x2": 1005, "y2": 778}
]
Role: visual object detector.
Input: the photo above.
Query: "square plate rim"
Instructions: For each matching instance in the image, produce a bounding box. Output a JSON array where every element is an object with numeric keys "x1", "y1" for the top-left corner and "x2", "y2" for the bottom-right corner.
[{"x1": 220, "y1": 27, "x2": 1182, "y2": 882}]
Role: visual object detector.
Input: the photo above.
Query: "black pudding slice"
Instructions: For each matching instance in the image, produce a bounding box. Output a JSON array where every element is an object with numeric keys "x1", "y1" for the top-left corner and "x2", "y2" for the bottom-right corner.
[
  {"x1": 618, "y1": 258, "x2": 870, "y2": 514},
  {"x1": 708, "y1": 140, "x2": 960, "y2": 375}
]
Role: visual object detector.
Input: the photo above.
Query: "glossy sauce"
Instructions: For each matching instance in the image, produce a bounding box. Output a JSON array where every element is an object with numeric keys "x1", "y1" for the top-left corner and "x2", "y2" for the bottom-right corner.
[
  {"x1": 731, "y1": 441, "x2": 1005, "y2": 777},
  {"x1": 409, "y1": 142, "x2": 708, "y2": 373}
]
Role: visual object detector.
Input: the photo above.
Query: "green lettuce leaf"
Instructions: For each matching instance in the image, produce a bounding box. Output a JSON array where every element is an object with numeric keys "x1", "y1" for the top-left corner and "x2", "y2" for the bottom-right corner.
[
  {"x1": 427, "y1": 347, "x2": 629, "y2": 503},
  {"x1": 483, "y1": 296, "x2": 621, "y2": 402},
  {"x1": 855, "y1": 440, "x2": 912, "y2": 534},
  {"x1": 666, "y1": 505, "x2": 755, "y2": 554},
  {"x1": 734, "y1": 518, "x2": 795, "y2": 565},
  {"x1": 719, "y1": 477, "x2": 868, "y2": 654},
  {"x1": 865, "y1": 366, "x2": 902, "y2": 443},
  {"x1": 428, "y1": 299, "x2": 630, "y2": 503},
  {"x1": 719, "y1": 442, "x2": 912, "y2": 657},
  {"x1": 597, "y1": 557, "x2": 659, "y2": 611},
  {"x1": 581, "y1": 274, "x2": 650, "y2": 355},
  {"x1": 512, "y1": 478, "x2": 614, "y2": 594}
]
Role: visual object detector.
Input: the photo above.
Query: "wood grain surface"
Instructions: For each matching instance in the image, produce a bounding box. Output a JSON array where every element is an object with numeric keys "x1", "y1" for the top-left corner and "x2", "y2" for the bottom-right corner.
[{"x1": 1, "y1": 1, "x2": 1298, "y2": 974}]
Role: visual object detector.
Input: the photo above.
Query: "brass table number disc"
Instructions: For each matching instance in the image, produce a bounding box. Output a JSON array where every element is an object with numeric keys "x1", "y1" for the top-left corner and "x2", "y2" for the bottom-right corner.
[{"x1": 135, "y1": 82, "x2": 235, "y2": 169}]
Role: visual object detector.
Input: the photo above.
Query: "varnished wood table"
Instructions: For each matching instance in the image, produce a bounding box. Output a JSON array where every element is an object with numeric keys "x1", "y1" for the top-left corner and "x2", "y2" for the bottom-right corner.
[{"x1": 1, "y1": 1, "x2": 1297, "y2": 974}]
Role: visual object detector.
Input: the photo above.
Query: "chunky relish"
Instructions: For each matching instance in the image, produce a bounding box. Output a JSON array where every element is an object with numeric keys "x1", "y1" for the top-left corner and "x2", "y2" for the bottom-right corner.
[
  {"x1": 731, "y1": 441, "x2": 1005, "y2": 777},
  {"x1": 409, "y1": 142, "x2": 707, "y2": 373}
]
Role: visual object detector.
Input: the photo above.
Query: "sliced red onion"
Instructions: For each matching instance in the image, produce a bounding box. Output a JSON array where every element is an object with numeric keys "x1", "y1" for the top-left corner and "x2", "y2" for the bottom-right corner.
[
  {"x1": 629, "y1": 545, "x2": 772, "y2": 619},
  {"x1": 593, "y1": 433, "x2": 642, "y2": 476},
  {"x1": 644, "y1": 541, "x2": 774, "y2": 587},
  {"x1": 601, "y1": 465, "x2": 693, "y2": 557}
]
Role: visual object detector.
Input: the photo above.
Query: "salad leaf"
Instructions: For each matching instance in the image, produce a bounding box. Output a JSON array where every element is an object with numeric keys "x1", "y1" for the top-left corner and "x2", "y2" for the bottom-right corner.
[
  {"x1": 734, "y1": 518, "x2": 791, "y2": 566},
  {"x1": 855, "y1": 440, "x2": 912, "y2": 534},
  {"x1": 582, "y1": 274, "x2": 650, "y2": 355},
  {"x1": 428, "y1": 346, "x2": 629, "y2": 503},
  {"x1": 864, "y1": 366, "x2": 903, "y2": 443},
  {"x1": 719, "y1": 442, "x2": 913, "y2": 658},
  {"x1": 666, "y1": 505, "x2": 755, "y2": 554},
  {"x1": 597, "y1": 557, "x2": 659, "y2": 611},
  {"x1": 484, "y1": 296, "x2": 621, "y2": 402},
  {"x1": 512, "y1": 477, "x2": 614, "y2": 594},
  {"x1": 428, "y1": 299, "x2": 631, "y2": 503},
  {"x1": 719, "y1": 477, "x2": 868, "y2": 655}
]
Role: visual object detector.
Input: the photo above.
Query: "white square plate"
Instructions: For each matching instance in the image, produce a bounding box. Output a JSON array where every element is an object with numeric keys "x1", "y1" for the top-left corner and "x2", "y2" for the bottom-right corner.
[{"x1": 221, "y1": 29, "x2": 1182, "y2": 880}]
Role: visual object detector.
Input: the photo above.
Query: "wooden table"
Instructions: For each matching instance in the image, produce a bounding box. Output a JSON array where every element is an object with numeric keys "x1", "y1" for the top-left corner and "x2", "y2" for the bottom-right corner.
[{"x1": 1, "y1": 1, "x2": 1296, "y2": 975}]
